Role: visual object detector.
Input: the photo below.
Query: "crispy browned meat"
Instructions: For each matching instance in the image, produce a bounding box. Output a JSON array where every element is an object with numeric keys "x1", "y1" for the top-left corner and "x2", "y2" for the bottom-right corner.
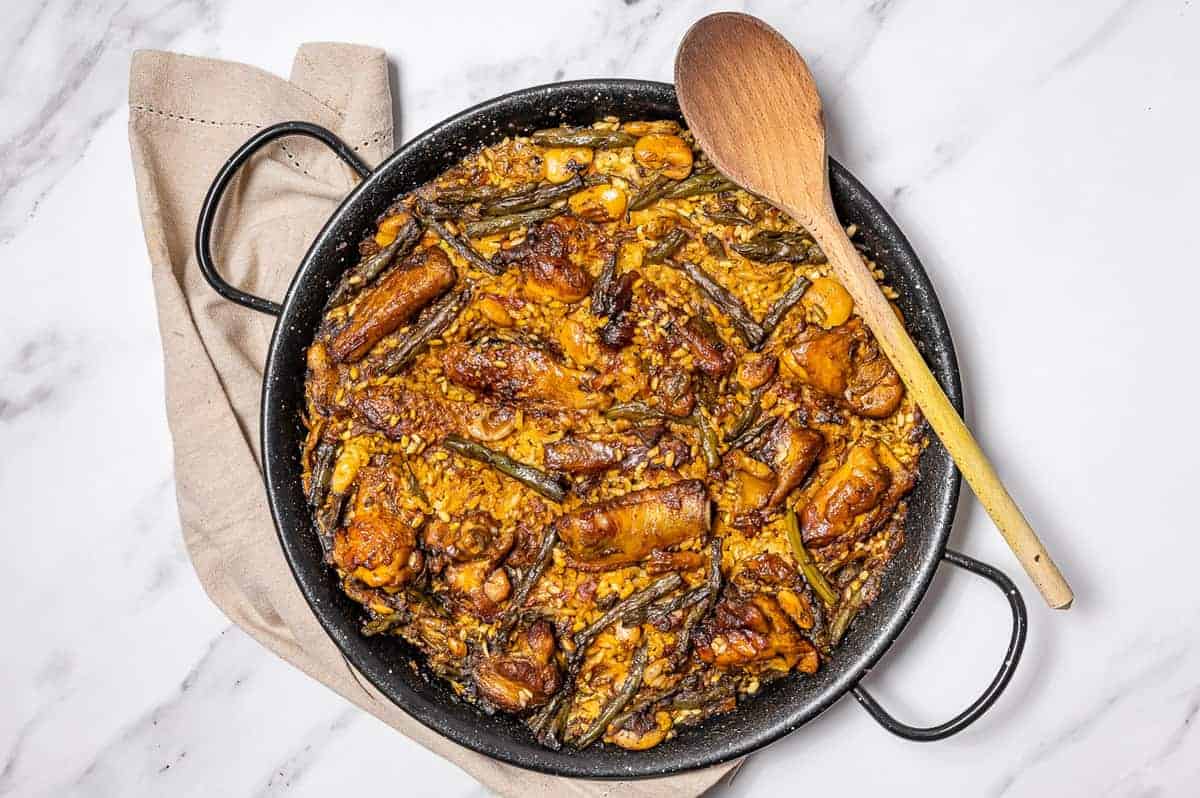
[
  {"x1": 694, "y1": 592, "x2": 818, "y2": 672},
  {"x1": 846, "y1": 329, "x2": 904, "y2": 418},
  {"x1": 677, "y1": 316, "x2": 734, "y2": 378},
  {"x1": 443, "y1": 337, "x2": 610, "y2": 410},
  {"x1": 557, "y1": 480, "x2": 711, "y2": 570},
  {"x1": 333, "y1": 466, "x2": 424, "y2": 588},
  {"x1": 349, "y1": 383, "x2": 456, "y2": 441},
  {"x1": 474, "y1": 620, "x2": 562, "y2": 712},
  {"x1": 496, "y1": 218, "x2": 594, "y2": 302},
  {"x1": 543, "y1": 436, "x2": 625, "y2": 474},
  {"x1": 801, "y1": 442, "x2": 915, "y2": 547},
  {"x1": 757, "y1": 419, "x2": 824, "y2": 508},
  {"x1": 782, "y1": 318, "x2": 904, "y2": 418},
  {"x1": 329, "y1": 248, "x2": 457, "y2": 362},
  {"x1": 421, "y1": 510, "x2": 513, "y2": 567}
]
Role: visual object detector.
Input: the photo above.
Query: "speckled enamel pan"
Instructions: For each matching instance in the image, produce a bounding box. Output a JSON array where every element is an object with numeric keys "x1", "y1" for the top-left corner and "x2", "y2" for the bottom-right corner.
[{"x1": 196, "y1": 79, "x2": 1026, "y2": 779}]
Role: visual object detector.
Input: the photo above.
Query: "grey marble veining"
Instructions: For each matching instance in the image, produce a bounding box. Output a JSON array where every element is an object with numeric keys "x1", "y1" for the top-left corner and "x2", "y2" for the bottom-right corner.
[{"x1": 2, "y1": 1, "x2": 1198, "y2": 796}]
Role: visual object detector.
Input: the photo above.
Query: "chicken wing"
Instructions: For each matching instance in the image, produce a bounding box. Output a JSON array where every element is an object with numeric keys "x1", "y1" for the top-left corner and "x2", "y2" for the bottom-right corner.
[
  {"x1": 333, "y1": 465, "x2": 425, "y2": 588},
  {"x1": 442, "y1": 336, "x2": 610, "y2": 410},
  {"x1": 556, "y1": 480, "x2": 711, "y2": 570},
  {"x1": 329, "y1": 247, "x2": 457, "y2": 362},
  {"x1": 800, "y1": 441, "x2": 915, "y2": 547}
]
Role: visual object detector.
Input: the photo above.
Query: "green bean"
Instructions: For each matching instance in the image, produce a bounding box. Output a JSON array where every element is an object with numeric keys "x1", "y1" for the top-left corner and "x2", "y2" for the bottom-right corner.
[
  {"x1": 669, "y1": 260, "x2": 765, "y2": 348},
  {"x1": 728, "y1": 418, "x2": 773, "y2": 450},
  {"x1": 672, "y1": 537, "x2": 722, "y2": 664},
  {"x1": 375, "y1": 286, "x2": 471, "y2": 376},
  {"x1": 785, "y1": 509, "x2": 838, "y2": 607},
  {"x1": 314, "y1": 492, "x2": 344, "y2": 563},
  {"x1": 443, "y1": 435, "x2": 568, "y2": 502},
  {"x1": 495, "y1": 527, "x2": 558, "y2": 642},
  {"x1": 704, "y1": 233, "x2": 727, "y2": 260},
  {"x1": 732, "y1": 231, "x2": 826, "y2": 264},
  {"x1": 416, "y1": 202, "x2": 504, "y2": 276},
  {"x1": 574, "y1": 574, "x2": 683, "y2": 649},
  {"x1": 628, "y1": 173, "x2": 676, "y2": 212},
  {"x1": 479, "y1": 175, "x2": 586, "y2": 216},
  {"x1": 705, "y1": 208, "x2": 752, "y2": 226},
  {"x1": 829, "y1": 585, "x2": 867, "y2": 645},
  {"x1": 462, "y1": 207, "x2": 561, "y2": 238},
  {"x1": 693, "y1": 411, "x2": 722, "y2": 469},
  {"x1": 759, "y1": 276, "x2": 812, "y2": 344},
  {"x1": 644, "y1": 228, "x2": 688, "y2": 264},
  {"x1": 646, "y1": 585, "x2": 711, "y2": 627},
  {"x1": 723, "y1": 387, "x2": 764, "y2": 443},
  {"x1": 663, "y1": 170, "x2": 736, "y2": 200},
  {"x1": 590, "y1": 247, "x2": 620, "y2": 317},
  {"x1": 574, "y1": 643, "x2": 648, "y2": 748},
  {"x1": 434, "y1": 183, "x2": 509, "y2": 204},
  {"x1": 307, "y1": 441, "x2": 336, "y2": 507},
  {"x1": 603, "y1": 401, "x2": 668, "y2": 422},
  {"x1": 328, "y1": 218, "x2": 423, "y2": 307},
  {"x1": 532, "y1": 126, "x2": 635, "y2": 149}
]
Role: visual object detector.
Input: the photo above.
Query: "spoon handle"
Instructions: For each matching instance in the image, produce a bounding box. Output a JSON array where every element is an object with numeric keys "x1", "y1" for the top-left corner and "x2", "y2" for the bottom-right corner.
[{"x1": 809, "y1": 213, "x2": 1074, "y2": 610}]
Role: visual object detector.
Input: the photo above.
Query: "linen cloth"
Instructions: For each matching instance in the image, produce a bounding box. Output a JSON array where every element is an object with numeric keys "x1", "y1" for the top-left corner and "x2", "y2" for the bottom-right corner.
[{"x1": 128, "y1": 42, "x2": 740, "y2": 796}]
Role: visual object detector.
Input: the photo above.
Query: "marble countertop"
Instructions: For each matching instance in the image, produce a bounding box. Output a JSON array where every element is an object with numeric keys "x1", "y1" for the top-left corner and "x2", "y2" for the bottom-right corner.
[{"x1": 3, "y1": 0, "x2": 1198, "y2": 795}]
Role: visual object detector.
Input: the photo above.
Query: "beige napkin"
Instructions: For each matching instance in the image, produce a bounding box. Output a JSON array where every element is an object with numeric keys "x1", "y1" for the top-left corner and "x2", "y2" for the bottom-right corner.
[{"x1": 128, "y1": 43, "x2": 740, "y2": 796}]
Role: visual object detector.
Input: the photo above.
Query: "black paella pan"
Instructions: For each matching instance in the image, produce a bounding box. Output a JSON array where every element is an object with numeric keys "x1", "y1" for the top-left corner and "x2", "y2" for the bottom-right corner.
[{"x1": 195, "y1": 79, "x2": 1027, "y2": 778}]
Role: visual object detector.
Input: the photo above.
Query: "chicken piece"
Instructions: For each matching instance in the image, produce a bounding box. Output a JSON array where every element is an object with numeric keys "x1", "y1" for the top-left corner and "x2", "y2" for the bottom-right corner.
[
  {"x1": 781, "y1": 318, "x2": 904, "y2": 419},
  {"x1": 421, "y1": 511, "x2": 513, "y2": 567},
  {"x1": 442, "y1": 337, "x2": 610, "y2": 410},
  {"x1": 728, "y1": 452, "x2": 776, "y2": 527},
  {"x1": 473, "y1": 620, "x2": 562, "y2": 712},
  {"x1": 329, "y1": 248, "x2": 457, "y2": 362},
  {"x1": 694, "y1": 592, "x2": 818, "y2": 672},
  {"x1": 658, "y1": 365, "x2": 696, "y2": 417},
  {"x1": 732, "y1": 553, "x2": 815, "y2": 630},
  {"x1": 846, "y1": 332, "x2": 904, "y2": 418},
  {"x1": 543, "y1": 435, "x2": 625, "y2": 474},
  {"x1": 349, "y1": 383, "x2": 456, "y2": 441},
  {"x1": 442, "y1": 559, "x2": 512, "y2": 619},
  {"x1": 495, "y1": 218, "x2": 593, "y2": 302},
  {"x1": 556, "y1": 480, "x2": 711, "y2": 570},
  {"x1": 800, "y1": 442, "x2": 915, "y2": 547},
  {"x1": 333, "y1": 465, "x2": 425, "y2": 588},
  {"x1": 755, "y1": 419, "x2": 824, "y2": 508},
  {"x1": 676, "y1": 316, "x2": 734, "y2": 378}
]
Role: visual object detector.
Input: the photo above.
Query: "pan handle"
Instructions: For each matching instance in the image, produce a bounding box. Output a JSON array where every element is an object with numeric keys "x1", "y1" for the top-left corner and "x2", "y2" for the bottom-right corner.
[
  {"x1": 194, "y1": 121, "x2": 373, "y2": 317},
  {"x1": 850, "y1": 548, "x2": 1028, "y2": 741}
]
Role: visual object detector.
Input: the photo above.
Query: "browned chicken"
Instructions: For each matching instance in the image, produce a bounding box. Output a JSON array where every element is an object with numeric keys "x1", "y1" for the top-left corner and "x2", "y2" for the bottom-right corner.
[
  {"x1": 474, "y1": 620, "x2": 562, "y2": 712},
  {"x1": 676, "y1": 316, "x2": 735, "y2": 378},
  {"x1": 422, "y1": 511, "x2": 514, "y2": 618},
  {"x1": 781, "y1": 318, "x2": 904, "y2": 419},
  {"x1": 801, "y1": 441, "x2": 915, "y2": 547},
  {"x1": 556, "y1": 480, "x2": 711, "y2": 570},
  {"x1": 422, "y1": 511, "x2": 514, "y2": 566},
  {"x1": 543, "y1": 435, "x2": 625, "y2": 474},
  {"x1": 349, "y1": 383, "x2": 457, "y2": 442},
  {"x1": 694, "y1": 592, "x2": 818, "y2": 672},
  {"x1": 495, "y1": 218, "x2": 593, "y2": 302},
  {"x1": 442, "y1": 336, "x2": 610, "y2": 410},
  {"x1": 333, "y1": 465, "x2": 425, "y2": 588},
  {"x1": 329, "y1": 247, "x2": 457, "y2": 362},
  {"x1": 756, "y1": 419, "x2": 824, "y2": 508}
]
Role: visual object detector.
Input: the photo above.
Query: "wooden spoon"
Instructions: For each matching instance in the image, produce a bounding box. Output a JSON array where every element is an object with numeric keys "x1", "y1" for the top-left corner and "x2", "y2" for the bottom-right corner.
[{"x1": 676, "y1": 12, "x2": 1073, "y2": 609}]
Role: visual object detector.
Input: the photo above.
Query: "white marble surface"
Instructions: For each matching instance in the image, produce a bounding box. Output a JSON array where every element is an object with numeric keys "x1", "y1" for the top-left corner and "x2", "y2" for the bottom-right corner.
[{"x1": 3, "y1": 0, "x2": 1199, "y2": 795}]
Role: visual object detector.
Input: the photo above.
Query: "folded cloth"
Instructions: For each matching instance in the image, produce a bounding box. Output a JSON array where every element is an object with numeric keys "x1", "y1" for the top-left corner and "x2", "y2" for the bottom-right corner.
[{"x1": 128, "y1": 43, "x2": 740, "y2": 796}]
